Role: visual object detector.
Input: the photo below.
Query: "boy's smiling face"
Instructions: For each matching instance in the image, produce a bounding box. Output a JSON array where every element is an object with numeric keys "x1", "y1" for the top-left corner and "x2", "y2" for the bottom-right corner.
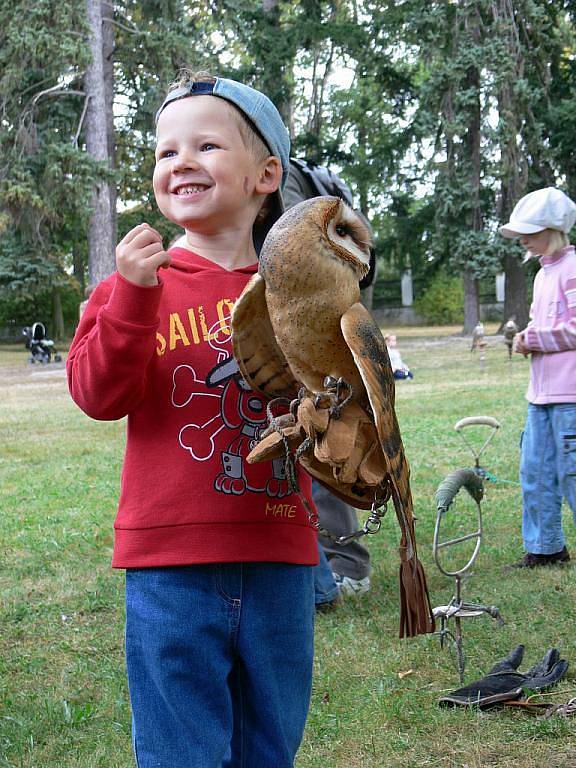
[{"x1": 153, "y1": 96, "x2": 271, "y2": 237}]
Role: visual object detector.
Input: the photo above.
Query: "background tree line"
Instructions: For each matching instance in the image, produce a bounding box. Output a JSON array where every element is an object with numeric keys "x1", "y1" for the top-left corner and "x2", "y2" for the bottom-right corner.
[{"x1": 1, "y1": 0, "x2": 575, "y2": 337}]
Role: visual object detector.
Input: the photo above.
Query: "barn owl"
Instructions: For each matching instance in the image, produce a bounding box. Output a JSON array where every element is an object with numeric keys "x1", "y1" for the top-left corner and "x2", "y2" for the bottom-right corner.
[{"x1": 231, "y1": 196, "x2": 434, "y2": 638}]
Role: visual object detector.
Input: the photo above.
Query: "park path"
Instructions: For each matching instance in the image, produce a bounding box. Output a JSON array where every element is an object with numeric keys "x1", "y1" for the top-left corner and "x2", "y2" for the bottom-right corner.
[{"x1": 0, "y1": 358, "x2": 67, "y2": 389}]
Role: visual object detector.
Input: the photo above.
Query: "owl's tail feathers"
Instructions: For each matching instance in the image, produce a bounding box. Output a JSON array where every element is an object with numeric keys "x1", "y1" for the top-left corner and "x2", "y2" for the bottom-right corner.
[
  {"x1": 399, "y1": 548, "x2": 435, "y2": 638},
  {"x1": 393, "y1": 489, "x2": 435, "y2": 638}
]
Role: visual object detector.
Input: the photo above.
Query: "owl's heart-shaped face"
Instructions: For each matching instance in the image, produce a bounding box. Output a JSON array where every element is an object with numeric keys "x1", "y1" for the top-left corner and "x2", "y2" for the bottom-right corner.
[{"x1": 259, "y1": 196, "x2": 372, "y2": 283}]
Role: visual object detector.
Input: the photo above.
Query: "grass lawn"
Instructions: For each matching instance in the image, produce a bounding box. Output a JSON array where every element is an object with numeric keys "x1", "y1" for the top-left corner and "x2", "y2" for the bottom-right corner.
[{"x1": 1, "y1": 328, "x2": 576, "y2": 768}]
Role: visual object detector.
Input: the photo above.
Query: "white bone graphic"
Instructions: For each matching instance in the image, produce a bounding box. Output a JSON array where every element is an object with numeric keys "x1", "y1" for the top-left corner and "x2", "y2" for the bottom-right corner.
[
  {"x1": 179, "y1": 417, "x2": 226, "y2": 462},
  {"x1": 172, "y1": 364, "x2": 221, "y2": 408}
]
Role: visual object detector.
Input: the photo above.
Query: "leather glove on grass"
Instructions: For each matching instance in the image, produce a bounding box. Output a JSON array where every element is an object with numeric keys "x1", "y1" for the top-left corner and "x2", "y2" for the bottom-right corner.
[{"x1": 439, "y1": 645, "x2": 568, "y2": 709}]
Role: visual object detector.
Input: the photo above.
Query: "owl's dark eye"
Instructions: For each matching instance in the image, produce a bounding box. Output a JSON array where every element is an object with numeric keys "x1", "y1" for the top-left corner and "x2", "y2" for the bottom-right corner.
[{"x1": 335, "y1": 224, "x2": 350, "y2": 238}]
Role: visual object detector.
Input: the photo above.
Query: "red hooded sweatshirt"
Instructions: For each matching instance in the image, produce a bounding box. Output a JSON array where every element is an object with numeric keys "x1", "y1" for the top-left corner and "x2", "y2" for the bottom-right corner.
[{"x1": 67, "y1": 247, "x2": 318, "y2": 568}]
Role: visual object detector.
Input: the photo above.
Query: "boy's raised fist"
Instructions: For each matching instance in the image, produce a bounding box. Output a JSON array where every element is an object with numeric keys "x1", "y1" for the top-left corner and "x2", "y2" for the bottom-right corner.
[{"x1": 116, "y1": 223, "x2": 171, "y2": 286}]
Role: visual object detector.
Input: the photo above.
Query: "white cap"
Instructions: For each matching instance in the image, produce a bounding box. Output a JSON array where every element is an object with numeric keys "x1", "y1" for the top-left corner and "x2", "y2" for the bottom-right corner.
[{"x1": 499, "y1": 187, "x2": 576, "y2": 238}]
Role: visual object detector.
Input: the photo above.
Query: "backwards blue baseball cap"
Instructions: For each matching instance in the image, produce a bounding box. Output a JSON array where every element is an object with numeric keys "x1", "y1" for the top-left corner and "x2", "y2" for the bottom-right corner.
[{"x1": 155, "y1": 77, "x2": 291, "y2": 251}]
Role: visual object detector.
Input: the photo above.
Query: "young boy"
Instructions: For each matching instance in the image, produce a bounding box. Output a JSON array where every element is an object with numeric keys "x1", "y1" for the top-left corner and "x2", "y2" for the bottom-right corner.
[{"x1": 67, "y1": 73, "x2": 318, "y2": 768}]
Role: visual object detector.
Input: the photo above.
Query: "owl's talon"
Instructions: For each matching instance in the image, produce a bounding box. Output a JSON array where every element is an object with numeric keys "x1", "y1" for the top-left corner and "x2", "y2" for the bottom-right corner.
[
  {"x1": 314, "y1": 378, "x2": 353, "y2": 415},
  {"x1": 328, "y1": 403, "x2": 343, "y2": 418},
  {"x1": 314, "y1": 392, "x2": 335, "y2": 409},
  {"x1": 290, "y1": 387, "x2": 309, "y2": 418},
  {"x1": 328, "y1": 379, "x2": 354, "y2": 418},
  {"x1": 335, "y1": 377, "x2": 352, "y2": 401}
]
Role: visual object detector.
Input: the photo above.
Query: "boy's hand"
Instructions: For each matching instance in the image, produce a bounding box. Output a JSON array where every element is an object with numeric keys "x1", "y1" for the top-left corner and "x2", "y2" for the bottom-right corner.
[{"x1": 116, "y1": 224, "x2": 171, "y2": 286}]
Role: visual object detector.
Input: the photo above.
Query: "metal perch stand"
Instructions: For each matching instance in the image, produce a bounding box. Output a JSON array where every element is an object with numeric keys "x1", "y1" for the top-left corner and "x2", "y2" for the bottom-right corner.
[
  {"x1": 454, "y1": 415, "x2": 500, "y2": 478},
  {"x1": 432, "y1": 417, "x2": 504, "y2": 681}
]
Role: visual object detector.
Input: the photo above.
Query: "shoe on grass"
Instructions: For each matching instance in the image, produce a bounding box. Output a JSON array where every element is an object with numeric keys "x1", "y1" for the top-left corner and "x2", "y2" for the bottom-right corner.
[
  {"x1": 507, "y1": 547, "x2": 570, "y2": 569},
  {"x1": 334, "y1": 573, "x2": 370, "y2": 596}
]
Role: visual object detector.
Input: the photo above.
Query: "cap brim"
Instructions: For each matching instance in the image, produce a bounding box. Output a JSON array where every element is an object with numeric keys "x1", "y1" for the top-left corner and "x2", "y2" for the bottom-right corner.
[
  {"x1": 253, "y1": 190, "x2": 284, "y2": 255},
  {"x1": 499, "y1": 221, "x2": 546, "y2": 238}
]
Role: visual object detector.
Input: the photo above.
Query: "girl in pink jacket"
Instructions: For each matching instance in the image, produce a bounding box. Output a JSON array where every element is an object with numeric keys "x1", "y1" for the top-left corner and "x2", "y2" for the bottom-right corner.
[{"x1": 500, "y1": 187, "x2": 576, "y2": 568}]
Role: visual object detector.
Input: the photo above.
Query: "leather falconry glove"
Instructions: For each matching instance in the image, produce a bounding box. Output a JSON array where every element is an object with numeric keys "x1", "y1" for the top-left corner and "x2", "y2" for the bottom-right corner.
[{"x1": 438, "y1": 645, "x2": 568, "y2": 709}]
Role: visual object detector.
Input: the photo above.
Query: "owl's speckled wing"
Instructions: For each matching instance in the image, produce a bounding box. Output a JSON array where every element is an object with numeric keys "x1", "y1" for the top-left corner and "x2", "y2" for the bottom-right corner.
[
  {"x1": 340, "y1": 301, "x2": 410, "y2": 504},
  {"x1": 341, "y1": 302, "x2": 434, "y2": 638},
  {"x1": 232, "y1": 273, "x2": 300, "y2": 400}
]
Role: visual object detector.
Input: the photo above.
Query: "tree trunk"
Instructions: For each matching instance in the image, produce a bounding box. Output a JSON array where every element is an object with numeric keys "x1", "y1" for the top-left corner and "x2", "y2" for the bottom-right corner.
[
  {"x1": 103, "y1": 1, "x2": 117, "y2": 249},
  {"x1": 502, "y1": 253, "x2": 529, "y2": 329},
  {"x1": 72, "y1": 244, "x2": 85, "y2": 295},
  {"x1": 461, "y1": 4, "x2": 482, "y2": 333},
  {"x1": 463, "y1": 270, "x2": 480, "y2": 332},
  {"x1": 499, "y1": 155, "x2": 529, "y2": 330},
  {"x1": 85, "y1": 0, "x2": 116, "y2": 285}
]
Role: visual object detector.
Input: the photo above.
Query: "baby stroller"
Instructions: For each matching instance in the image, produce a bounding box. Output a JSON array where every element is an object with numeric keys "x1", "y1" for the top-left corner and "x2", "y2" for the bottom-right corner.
[{"x1": 22, "y1": 322, "x2": 62, "y2": 364}]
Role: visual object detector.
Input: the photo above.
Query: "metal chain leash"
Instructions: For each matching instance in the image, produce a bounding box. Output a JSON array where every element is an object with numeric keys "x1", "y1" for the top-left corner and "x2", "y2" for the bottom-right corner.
[
  {"x1": 297, "y1": 483, "x2": 389, "y2": 545},
  {"x1": 322, "y1": 497, "x2": 389, "y2": 545}
]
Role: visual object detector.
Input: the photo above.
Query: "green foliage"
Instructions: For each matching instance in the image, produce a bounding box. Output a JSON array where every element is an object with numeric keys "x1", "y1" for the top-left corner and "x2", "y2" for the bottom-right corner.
[
  {"x1": 448, "y1": 229, "x2": 503, "y2": 279},
  {"x1": 373, "y1": 192, "x2": 436, "y2": 278},
  {"x1": 0, "y1": 1, "x2": 98, "y2": 313},
  {"x1": 414, "y1": 269, "x2": 464, "y2": 325},
  {"x1": 0, "y1": 283, "x2": 81, "y2": 334},
  {"x1": 117, "y1": 202, "x2": 181, "y2": 246},
  {"x1": 1, "y1": 0, "x2": 575, "y2": 328},
  {"x1": 0, "y1": 229, "x2": 81, "y2": 332},
  {"x1": 0, "y1": 231, "x2": 62, "y2": 297}
]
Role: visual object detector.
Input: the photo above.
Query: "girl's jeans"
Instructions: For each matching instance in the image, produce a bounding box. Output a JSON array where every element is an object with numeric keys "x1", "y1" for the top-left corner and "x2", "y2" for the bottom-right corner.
[
  {"x1": 125, "y1": 563, "x2": 315, "y2": 768},
  {"x1": 520, "y1": 403, "x2": 576, "y2": 554}
]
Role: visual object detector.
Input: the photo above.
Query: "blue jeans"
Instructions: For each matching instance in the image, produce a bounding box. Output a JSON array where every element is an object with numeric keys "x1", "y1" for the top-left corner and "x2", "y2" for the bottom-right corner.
[
  {"x1": 125, "y1": 563, "x2": 315, "y2": 768},
  {"x1": 520, "y1": 403, "x2": 576, "y2": 554},
  {"x1": 311, "y1": 481, "x2": 370, "y2": 603},
  {"x1": 313, "y1": 545, "x2": 339, "y2": 606}
]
